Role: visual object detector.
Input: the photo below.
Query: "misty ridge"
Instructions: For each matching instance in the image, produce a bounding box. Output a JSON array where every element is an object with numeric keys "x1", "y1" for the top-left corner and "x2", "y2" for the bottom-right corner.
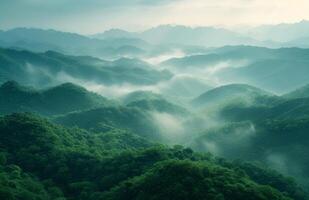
[{"x1": 2, "y1": 20, "x2": 309, "y2": 200}]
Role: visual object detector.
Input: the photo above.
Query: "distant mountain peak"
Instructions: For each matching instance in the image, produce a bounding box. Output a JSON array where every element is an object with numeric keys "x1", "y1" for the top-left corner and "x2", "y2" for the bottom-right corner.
[
  {"x1": 1, "y1": 80, "x2": 20, "y2": 88},
  {"x1": 47, "y1": 82, "x2": 87, "y2": 92},
  {"x1": 93, "y1": 28, "x2": 136, "y2": 39},
  {"x1": 0, "y1": 81, "x2": 33, "y2": 92},
  {"x1": 104, "y1": 28, "x2": 132, "y2": 34},
  {"x1": 283, "y1": 83, "x2": 309, "y2": 99},
  {"x1": 192, "y1": 83, "x2": 276, "y2": 107}
]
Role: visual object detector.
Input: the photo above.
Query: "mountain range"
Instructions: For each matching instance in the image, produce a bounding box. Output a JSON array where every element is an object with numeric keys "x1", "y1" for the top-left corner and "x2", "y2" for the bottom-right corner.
[
  {"x1": 2, "y1": 21, "x2": 309, "y2": 59},
  {"x1": 0, "y1": 48, "x2": 172, "y2": 88},
  {"x1": 163, "y1": 46, "x2": 309, "y2": 93},
  {"x1": 2, "y1": 21, "x2": 309, "y2": 199}
]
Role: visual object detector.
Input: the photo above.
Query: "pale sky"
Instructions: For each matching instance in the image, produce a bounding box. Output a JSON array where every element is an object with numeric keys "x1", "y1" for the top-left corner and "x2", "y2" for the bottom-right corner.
[{"x1": 1, "y1": 0, "x2": 309, "y2": 34}]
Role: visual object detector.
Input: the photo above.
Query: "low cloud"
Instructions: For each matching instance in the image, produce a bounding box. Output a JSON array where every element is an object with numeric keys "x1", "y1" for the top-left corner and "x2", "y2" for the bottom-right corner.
[
  {"x1": 144, "y1": 49, "x2": 186, "y2": 65},
  {"x1": 151, "y1": 112, "x2": 186, "y2": 144}
]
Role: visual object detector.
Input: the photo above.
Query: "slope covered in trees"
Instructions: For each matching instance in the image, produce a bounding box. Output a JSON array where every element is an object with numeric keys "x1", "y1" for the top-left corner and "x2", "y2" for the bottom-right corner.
[
  {"x1": 283, "y1": 84, "x2": 309, "y2": 99},
  {"x1": 1, "y1": 36, "x2": 309, "y2": 199},
  {"x1": 191, "y1": 83, "x2": 279, "y2": 108},
  {"x1": 0, "y1": 48, "x2": 172, "y2": 87},
  {"x1": 54, "y1": 106, "x2": 162, "y2": 140},
  {"x1": 189, "y1": 85, "x2": 309, "y2": 189},
  {"x1": 0, "y1": 81, "x2": 111, "y2": 116},
  {"x1": 0, "y1": 113, "x2": 306, "y2": 200}
]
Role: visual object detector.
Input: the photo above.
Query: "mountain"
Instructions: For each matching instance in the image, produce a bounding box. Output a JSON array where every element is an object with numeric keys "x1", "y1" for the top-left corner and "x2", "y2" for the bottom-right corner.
[
  {"x1": 190, "y1": 116, "x2": 309, "y2": 191},
  {"x1": 121, "y1": 91, "x2": 164, "y2": 104},
  {"x1": 40, "y1": 82, "x2": 112, "y2": 114},
  {"x1": 54, "y1": 106, "x2": 162, "y2": 140},
  {"x1": 283, "y1": 84, "x2": 309, "y2": 99},
  {"x1": 112, "y1": 57, "x2": 152, "y2": 70},
  {"x1": 198, "y1": 85, "x2": 309, "y2": 188},
  {"x1": 284, "y1": 37, "x2": 309, "y2": 48},
  {"x1": 112, "y1": 45, "x2": 145, "y2": 56},
  {"x1": 94, "y1": 25, "x2": 267, "y2": 47},
  {"x1": 127, "y1": 99, "x2": 189, "y2": 116},
  {"x1": 221, "y1": 97, "x2": 309, "y2": 122},
  {"x1": 268, "y1": 98, "x2": 309, "y2": 119},
  {"x1": 102, "y1": 159, "x2": 296, "y2": 200},
  {"x1": 0, "y1": 28, "x2": 149, "y2": 58},
  {"x1": 192, "y1": 84, "x2": 278, "y2": 108},
  {"x1": 163, "y1": 46, "x2": 309, "y2": 93},
  {"x1": 0, "y1": 81, "x2": 111, "y2": 115},
  {"x1": 0, "y1": 113, "x2": 154, "y2": 199},
  {"x1": 0, "y1": 48, "x2": 172, "y2": 87},
  {"x1": 162, "y1": 46, "x2": 276, "y2": 68},
  {"x1": 92, "y1": 29, "x2": 137, "y2": 39},
  {"x1": 216, "y1": 83, "x2": 309, "y2": 122},
  {"x1": 122, "y1": 91, "x2": 189, "y2": 116},
  {"x1": 219, "y1": 59, "x2": 309, "y2": 94},
  {"x1": 0, "y1": 113, "x2": 305, "y2": 200},
  {"x1": 140, "y1": 25, "x2": 260, "y2": 47},
  {"x1": 242, "y1": 20, "x2": 309, "y2": 43},
  {"x1": 0, "y1": 28, "x2": 86, "y2": 53},
  {"x1": 164, "y1": 45, "x2": 309, "y2": 68}
]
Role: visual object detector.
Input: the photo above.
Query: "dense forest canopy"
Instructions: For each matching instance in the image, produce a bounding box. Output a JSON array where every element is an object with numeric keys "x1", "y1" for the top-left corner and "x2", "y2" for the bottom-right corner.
[{"x1": 0, "y1": 113, "x2": 307, "y2": 200}]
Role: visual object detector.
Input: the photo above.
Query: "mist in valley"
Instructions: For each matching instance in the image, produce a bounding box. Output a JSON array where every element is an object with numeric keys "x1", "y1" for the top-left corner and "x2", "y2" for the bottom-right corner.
[{"x1": 2, "y1": 1, "x2": 309, "y2": 199}]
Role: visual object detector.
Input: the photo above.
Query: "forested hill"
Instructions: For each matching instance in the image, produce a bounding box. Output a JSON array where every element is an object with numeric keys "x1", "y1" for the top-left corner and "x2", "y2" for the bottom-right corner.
[
  {"x1": 0, "y1": 113, "x2": 306, "y2": 200},
  {"x1": 0, "y1": 81, "x2": 112, "y2": 115}
]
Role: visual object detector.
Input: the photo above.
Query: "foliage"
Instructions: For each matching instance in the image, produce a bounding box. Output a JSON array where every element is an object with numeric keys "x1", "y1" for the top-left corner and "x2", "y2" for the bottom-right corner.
[
  {"x1": 0, "y1": 113, "x2": 305, "y2": 200},
  {"x1": 0, "y1": 81, "x2": 112, "y2": 115}
]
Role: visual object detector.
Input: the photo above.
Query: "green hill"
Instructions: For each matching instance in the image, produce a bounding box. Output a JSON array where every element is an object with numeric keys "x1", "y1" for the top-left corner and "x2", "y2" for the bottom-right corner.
[
  {"x1": 0, "y1": 81, "x2": 111, "y2": 115},
  {"x1": 0, "y1": 48, "x2": 172, "y2": 87},
  {"x1": 191, "y1": 118, "x2": 309, "y2": 190},
  {"x1": 0, "y1": 113, "x2": 305, "y2": 200},
  {"x1": 163, "y1": 46, "x2": 309, "y2": 93},
  {"x1": 121, "y1": 91, "x2": 164, "y2": 104},
  {"x1": 102, "y1": 159, "x2": 294, "y2": 200},
  {"x1": 192, "y1": 84, "x2": 278, "y2": 108},
  {"x1": 122, "y1": 91, "x2": 189, "y2": 115},
  {"x1": 221, "y1": 97, "x2": 309, "y2": 122},
  {"x1": 54, "y1": 106, "x2": 161, "y2": 140},
  {"x1": 127, "y1": 99, "x2": 189, "y2": 116},
  {"x1": 283, "y1": 84, "x2": 309, "y2": 99},
  {"x1": 0, "y1": 163, "x2": 54, "y2": 200},
  {"x1": 194, "y1": 88, "x2": 309, "y2": 189}
]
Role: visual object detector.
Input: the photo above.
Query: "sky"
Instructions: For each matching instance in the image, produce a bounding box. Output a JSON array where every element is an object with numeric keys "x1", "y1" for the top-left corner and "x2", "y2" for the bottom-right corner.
[{"x1": 1, "y1": 0, "x2": 309, "y2": 34}]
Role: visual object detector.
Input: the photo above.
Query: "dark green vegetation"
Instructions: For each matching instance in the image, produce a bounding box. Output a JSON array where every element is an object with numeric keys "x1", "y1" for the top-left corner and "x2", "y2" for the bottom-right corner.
[
  {"x1": 54, "y1": 106, "x2": 161, "y2": 140},
  {"x1": 0, "y1": 68, "x2": 309, "y2": 199},
  {"x1": 127, "y1": 99, "x2": 189, "y2": 115},
  {"x1": 1, "y1": 35, "x2": 309, "y2": 199},
  {"x1": 0, "y1": 113, "x2": 306, "y2": 200},
  {"x1": 123, "y1": 91, "x2": 189, "y2": 115},
  {"x1": 190, "y1": 84, "x2": 309, "y2": 190},
  {"x1": 0, "y1": 163, "x2": 53, "y2": 200},
  {"x1": 192, "y1": 84, "x2": 279, "y2": 108},
  {"x1": 0, "y1": 81, "x2": 111, "y2": 116},
  {"x1": 121, "y1": 91, "x2": 164, "y2": 104}
]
